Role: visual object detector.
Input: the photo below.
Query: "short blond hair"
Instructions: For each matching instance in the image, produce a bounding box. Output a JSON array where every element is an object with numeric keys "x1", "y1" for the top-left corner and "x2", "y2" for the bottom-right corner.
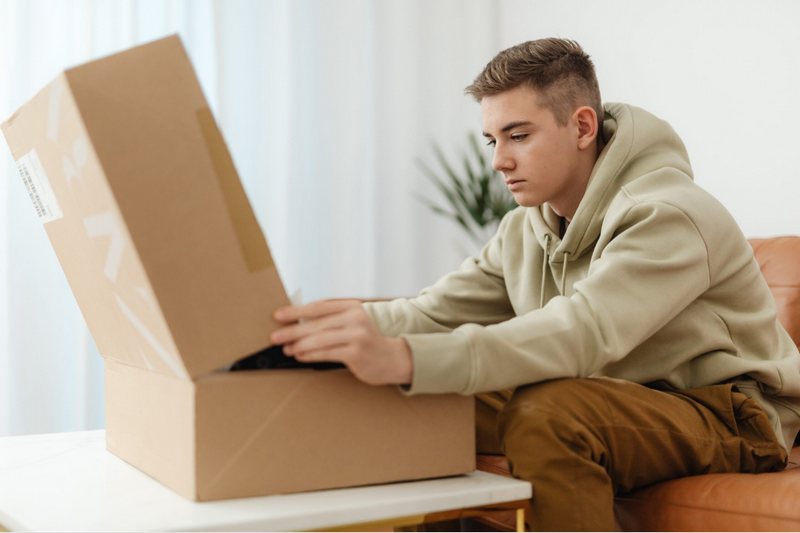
[{"x1": 466, "y1": 38, "x2": 603, "y2": 128}]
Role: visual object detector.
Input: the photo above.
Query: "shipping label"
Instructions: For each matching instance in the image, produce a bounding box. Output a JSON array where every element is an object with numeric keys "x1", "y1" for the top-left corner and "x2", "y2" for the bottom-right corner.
[{"x1": 16, "y1": 149, "x2": 63, "y2": 224}]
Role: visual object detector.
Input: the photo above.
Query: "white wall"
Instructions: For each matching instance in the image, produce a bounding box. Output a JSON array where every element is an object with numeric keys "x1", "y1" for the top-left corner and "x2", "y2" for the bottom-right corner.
[{"x1": 497, "y1": 0, "x2": 800, "y2": 237}]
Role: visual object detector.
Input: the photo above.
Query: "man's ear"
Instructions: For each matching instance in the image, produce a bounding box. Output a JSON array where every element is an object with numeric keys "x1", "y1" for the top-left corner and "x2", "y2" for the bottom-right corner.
[{"x1": 574, "y1": 106, "x2": 599, "y2": 150}]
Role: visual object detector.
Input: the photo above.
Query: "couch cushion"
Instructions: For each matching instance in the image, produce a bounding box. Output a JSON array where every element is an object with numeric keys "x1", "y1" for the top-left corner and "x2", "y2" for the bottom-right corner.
[
  {"x1": 476, "y1": 447, "x2": 800, "y2": 531},
  {"x1": 750, "y1": 236, "x2": 800, "y2": 349},
  {"x1": 615, "y1": 446, "x2": 800, "y2": 531}
]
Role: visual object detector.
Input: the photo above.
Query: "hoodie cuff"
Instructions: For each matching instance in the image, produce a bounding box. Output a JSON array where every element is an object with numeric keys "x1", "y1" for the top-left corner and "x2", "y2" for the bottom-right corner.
[
  {"x1": 396, "y1": 332, "x2": 473, "y2": 395},
  {"x1": 361, "y1": 301, "x2": 378, "y2": 327}
]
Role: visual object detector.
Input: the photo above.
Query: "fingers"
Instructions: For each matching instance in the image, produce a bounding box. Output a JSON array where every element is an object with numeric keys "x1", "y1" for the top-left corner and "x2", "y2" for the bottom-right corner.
[
  {"x1": 284, "y1": 328, "x2": 356, "y2": 355},
  {"x1": 292, "y1": 345, "x2": 353, "y2": 365},
  {"x1": 270, "y1": 307, "x2": 365, "y2": 344},
  {"x1": 273, "y1": 299, "x2": 362, "y2": 323},
  {"x1": 292, "y1": 342, "x2": 395, "y2": 387}
]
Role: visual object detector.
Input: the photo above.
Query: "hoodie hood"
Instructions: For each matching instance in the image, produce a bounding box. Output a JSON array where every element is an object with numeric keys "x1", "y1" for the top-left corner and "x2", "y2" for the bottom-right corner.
[{"x1": 529, "y1": 103, "x2": 694, "y2": 261}]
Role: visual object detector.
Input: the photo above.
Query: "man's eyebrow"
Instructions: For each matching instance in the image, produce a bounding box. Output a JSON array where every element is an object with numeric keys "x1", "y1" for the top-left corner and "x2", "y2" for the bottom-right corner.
[{"x1": 482, "y1": 120, "x2": 533, "y2": 137}]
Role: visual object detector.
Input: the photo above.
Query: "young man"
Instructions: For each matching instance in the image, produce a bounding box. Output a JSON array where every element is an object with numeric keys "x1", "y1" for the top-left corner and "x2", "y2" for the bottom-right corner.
[{"x1": 269, "y1": 38, "x2": 800, "y2": 530}]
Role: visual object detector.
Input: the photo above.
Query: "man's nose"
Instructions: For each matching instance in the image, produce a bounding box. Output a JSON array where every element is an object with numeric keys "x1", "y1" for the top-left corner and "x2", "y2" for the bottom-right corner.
[{"x1": 492, "y1": 144, "x2": 515, "y2": 173}]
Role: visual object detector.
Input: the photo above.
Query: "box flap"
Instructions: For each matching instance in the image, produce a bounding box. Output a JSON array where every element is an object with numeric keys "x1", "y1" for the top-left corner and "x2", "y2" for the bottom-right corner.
[
  {"x1": 3, "y1": 35, "x2": 290, "y2": 379},
  {"x1": 2, "y1": 74, "x2": 191, "y2": 378}
]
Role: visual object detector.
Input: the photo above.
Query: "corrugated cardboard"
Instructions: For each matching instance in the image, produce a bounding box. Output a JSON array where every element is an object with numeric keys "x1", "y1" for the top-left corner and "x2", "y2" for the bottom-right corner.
[
  {"x1": 2, "y1": 34, "x2": 289, "y2": 379},
  {"x1": 105, "y1": 359, "x2": 474, "y2": 501},
  {"x1": 2, "y1": 35, "x2": 475, "y2": 501}
]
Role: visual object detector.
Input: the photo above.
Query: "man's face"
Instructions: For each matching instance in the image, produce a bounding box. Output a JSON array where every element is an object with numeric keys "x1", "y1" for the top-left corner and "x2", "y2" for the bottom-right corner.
[{"x1": 481, "y1": 85, "x2": 584, "y2": 209}]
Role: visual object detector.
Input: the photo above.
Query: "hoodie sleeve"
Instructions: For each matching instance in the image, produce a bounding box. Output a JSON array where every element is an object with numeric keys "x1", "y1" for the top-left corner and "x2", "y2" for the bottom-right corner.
[
  {"x1": 400, "y1": 201, "x2": 711, "y2": 395},
  {"x1": 362, "y1": 211, "x2": 517, "y2": 338}
]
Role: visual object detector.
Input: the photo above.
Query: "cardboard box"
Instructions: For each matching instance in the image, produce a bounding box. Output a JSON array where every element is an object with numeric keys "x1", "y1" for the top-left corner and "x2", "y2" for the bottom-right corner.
[{"x1": 1, "y1": 35, "x2": 475, "y2": 501}]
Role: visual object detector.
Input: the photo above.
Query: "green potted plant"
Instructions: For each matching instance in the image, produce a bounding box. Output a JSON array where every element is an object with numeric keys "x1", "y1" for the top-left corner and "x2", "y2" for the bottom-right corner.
[{"x1": 417, "y1": 132, "x2": 518, "y2": 247}]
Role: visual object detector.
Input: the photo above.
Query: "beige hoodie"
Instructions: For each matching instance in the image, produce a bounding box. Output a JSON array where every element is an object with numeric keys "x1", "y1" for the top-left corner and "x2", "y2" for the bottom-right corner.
[{"x1": 363, "y1": 103, "x2": 800, "y2": 453}]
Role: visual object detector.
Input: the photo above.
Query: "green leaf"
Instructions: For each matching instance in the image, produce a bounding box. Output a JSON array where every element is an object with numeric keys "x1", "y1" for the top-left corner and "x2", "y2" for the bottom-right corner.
[
  {"x1": 463, "y1": 154, "x2": 486, "y2": 221},
  {"x1": 468, "y1": 132, "x2": 487, "y2": 170},
  {"x1": 413, "y1": 190, "x2": 478, "y2": 241},
  {"x1": 416, "y1": 133, "x2": 518, "y2": 247},
  {"x1": 417, "y1": 159, "x2": 468, "y2": 219},
  {"x1": 433, "y1": 145, "x2": 479, "y2": 222}
]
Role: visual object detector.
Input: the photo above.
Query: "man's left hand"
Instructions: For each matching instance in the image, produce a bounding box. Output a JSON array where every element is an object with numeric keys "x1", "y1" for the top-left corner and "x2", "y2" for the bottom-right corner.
[{"x1": 270, "y1": 299, "x2": 413, "y2": 386}]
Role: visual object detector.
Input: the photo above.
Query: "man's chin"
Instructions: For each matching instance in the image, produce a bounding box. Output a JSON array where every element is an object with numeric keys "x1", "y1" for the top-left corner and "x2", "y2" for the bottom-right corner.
[{"x1": 511, "y1": 192, "x2": 540, "y2": 208}]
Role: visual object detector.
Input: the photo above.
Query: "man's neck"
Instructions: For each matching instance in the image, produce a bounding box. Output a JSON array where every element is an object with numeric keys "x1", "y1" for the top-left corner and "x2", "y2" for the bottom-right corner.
[{"x1": 552, "y1": 137, "x2": 605, "y2": 222}]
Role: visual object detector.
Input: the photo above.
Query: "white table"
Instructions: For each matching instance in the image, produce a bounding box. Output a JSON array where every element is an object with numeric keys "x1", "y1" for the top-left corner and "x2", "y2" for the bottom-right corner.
[{"x1": 0, "y1": 430, "x2": 531, "y2": 531}]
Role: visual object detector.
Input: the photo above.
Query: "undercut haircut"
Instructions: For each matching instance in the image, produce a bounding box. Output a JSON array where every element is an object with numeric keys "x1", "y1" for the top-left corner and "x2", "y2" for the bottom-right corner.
[{"x1": 465, "y1": 38, "x2": 603, "y2": 129}]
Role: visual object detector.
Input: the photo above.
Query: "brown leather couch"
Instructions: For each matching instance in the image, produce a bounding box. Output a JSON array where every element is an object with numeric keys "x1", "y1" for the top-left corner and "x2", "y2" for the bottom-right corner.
[{"x1": 473, "y1": 236, "x2": 800, "y2": 531}]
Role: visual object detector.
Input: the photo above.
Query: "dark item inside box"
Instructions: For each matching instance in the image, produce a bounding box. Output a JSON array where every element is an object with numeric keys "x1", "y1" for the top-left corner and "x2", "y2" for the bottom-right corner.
[{"x1": 230, "y1": 344, "x2": 345, "y2": 371}]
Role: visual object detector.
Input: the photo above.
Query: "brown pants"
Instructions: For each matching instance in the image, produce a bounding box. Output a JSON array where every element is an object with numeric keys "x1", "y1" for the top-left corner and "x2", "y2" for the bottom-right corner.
[{"x1": 476, "y1": 378, "x2": 788, "y2": 531}]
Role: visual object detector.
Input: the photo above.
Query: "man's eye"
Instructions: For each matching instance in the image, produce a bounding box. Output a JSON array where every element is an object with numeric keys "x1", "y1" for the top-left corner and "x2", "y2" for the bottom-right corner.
[{"x1": 511, "y1": 134, "x2": 528, "y2": 142}]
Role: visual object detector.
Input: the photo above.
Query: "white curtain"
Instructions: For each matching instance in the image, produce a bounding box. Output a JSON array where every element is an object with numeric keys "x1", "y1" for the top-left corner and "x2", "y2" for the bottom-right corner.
[{"x1": 0, "y1": 0, "x2": 498, "y2": 437}]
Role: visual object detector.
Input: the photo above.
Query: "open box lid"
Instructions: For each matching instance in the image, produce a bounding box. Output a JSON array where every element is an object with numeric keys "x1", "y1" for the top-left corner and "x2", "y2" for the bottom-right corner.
[{"x1": 1, "y1": 35, "x2": 290, "y2": 380}]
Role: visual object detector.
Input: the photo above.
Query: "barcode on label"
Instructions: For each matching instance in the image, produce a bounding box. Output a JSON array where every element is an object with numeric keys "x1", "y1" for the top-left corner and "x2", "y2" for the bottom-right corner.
[
  {"x1": 18, "y1": 163, "x2": 47, "y2": 218},
  {"x1": 14, "y1": 149, "x2": 63, "y2": 224}
]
